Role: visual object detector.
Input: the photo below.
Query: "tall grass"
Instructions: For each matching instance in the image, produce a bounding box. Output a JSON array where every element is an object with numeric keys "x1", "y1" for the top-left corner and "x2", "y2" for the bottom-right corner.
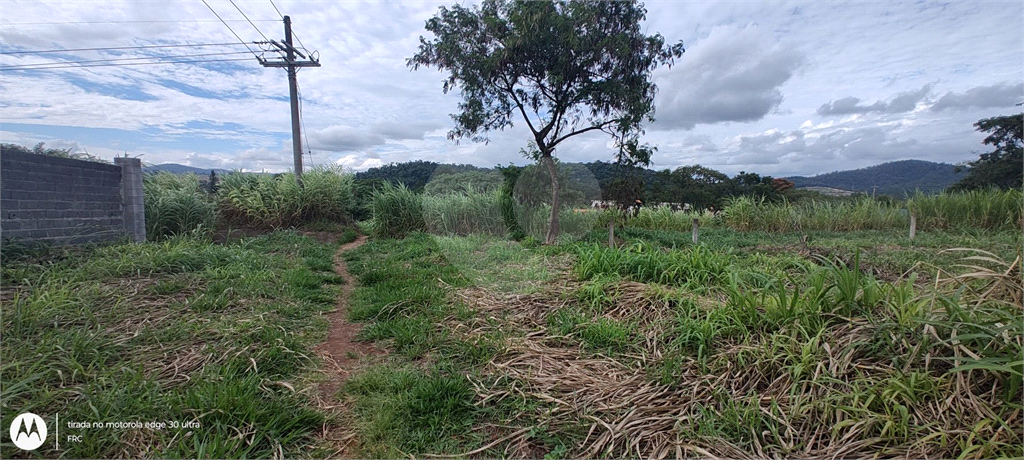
[
  {"x1": 423, "y1": 187, "x2": 506, "y2": 236},
  {"x1": 716, "y1": 189, "x2": 1023, "y2": 233},
  {"x1": 368, "y1": 182, "x2": 427, "y2": 238},
  {"x1": 908, "y1": 188, "x2": 1023, "y2": 231},
  {"x1": 517, "y1": 205, "x2": 602, "y2": 241},
  {"x1": 370, "y1": 186, "x2": 603, "y2": 240},
  {"x1": 627, "y1": 205, "x2": 721, "y2": 232},
  {"x1": 219, "y1": 166, "x2": 354, "y2": 228},
  {"x1": 721, "y1": 195, "x2": 907, "y2": 232},
  {"x1": 143, "y1": 172, "x2": 216, "y2": 240}
]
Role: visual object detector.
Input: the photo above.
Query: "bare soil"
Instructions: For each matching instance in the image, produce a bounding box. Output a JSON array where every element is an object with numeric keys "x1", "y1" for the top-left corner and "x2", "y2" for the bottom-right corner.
[{"x1": 314, "y1": 235, "x2": 385, "y2": 457}]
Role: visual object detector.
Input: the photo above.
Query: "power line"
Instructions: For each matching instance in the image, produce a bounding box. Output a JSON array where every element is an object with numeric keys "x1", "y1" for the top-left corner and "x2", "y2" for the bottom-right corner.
[
  {"x1": 229, "y1": 0, "x2": 271, "y2": 43},
  {"x1": 268, "y1": 0, "x2": 284, "y2": 18},
  {"x1": 296, "y1": 78, "x2": 314, "y2": 167},
  {"x1": 1, "y1": 19, "x2": 280, "y2": 26},
  {"x1": 202, "y1": 0, "x2": 261, "y2": 59},
  {"x1": 1, "y1": 50, "x2": 254, "y2": 69},
  {"x1": 0, "y1": 57, "x2": 253, "y2": 71},
  {"x1": 0, "y1": 42, "x2": 248, "y2": 55},
  {"x1": 267, "y1": 0, "x2": 309, "y2": 55}
]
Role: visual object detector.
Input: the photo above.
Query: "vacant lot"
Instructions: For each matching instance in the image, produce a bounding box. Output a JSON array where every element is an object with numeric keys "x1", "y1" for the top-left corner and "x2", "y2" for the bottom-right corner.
[
  {"x1": 1, "y1": 230, "x2": 354, "y2": 458},
  {"x1": 339, "y1": 227, "x2": 1021, "y2": 458},
  {"x1": 2, "y1": 224, "x2": 1020, "y2": 458}
]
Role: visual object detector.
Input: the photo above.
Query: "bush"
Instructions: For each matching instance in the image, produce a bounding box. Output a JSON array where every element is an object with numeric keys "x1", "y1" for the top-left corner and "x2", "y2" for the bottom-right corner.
[
  {"x1": 219, "y1": 166, "x2": 354, "y2": 228},
  {"x1": 143, "y1": 173, "x2": 216, "y2": 240}
]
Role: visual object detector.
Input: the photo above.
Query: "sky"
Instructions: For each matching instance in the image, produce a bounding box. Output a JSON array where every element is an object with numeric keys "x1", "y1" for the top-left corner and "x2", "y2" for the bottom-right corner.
[{"x1": 1, "y1": 0, "x2": 1021, "y2": 178}]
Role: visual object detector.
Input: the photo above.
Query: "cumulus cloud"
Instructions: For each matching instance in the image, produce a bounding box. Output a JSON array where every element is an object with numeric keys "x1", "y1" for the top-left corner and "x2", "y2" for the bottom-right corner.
[
  {"x1": 308, "y1": 125, "x2": 386, "y2": 152},
  {"x1": 653, "y1": 24, "x2": 804, "y2": 130},
  {"x1": 817, "y1": 84, "x2": 932, "y2": 116},
  {"x1": 930, "y1": 82, "x2": 1024, "y2": 112},
  {"x1": 334, "y1": 154, "x2": 384, "y2": 171}
]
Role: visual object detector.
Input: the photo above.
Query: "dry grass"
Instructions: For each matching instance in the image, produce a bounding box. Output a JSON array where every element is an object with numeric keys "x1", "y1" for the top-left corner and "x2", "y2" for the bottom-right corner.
[{"x1": 446, "y1": 273, "x2": 1022, "y2": 459}]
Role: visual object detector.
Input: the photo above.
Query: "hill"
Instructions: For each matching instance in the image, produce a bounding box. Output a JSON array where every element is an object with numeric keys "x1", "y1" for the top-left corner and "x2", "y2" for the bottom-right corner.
[
  {"x1": 145, "y1": 163, "x2": 232, "y2": 175},
  {"x1": 786, "y1": 160, "x2": 966, "y2": 196}
]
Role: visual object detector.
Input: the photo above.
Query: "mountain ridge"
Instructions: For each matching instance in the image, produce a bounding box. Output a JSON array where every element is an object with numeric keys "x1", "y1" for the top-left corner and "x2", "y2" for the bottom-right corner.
[
  {"x1": 146, "y1": 159, "x2": 967, "y2": 196},
  {"x1": 784, "y1": 159, "x2": 966, "y2": 196}
]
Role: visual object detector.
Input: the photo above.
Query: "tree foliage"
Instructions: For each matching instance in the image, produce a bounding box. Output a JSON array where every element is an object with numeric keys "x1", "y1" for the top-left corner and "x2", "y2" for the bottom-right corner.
[
  {"x1": 410, "y1": 0, "x2": 683, "y2": 242},
  {"x1": 950, "y1": 113, "x2": 1023, "y2": 191}
]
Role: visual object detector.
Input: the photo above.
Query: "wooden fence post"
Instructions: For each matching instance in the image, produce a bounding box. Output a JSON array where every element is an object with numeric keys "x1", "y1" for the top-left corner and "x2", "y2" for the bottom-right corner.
[
  {"x1": 609, "y1": 221, "x2": 615, "y2": 248},
  {"x1": 909, "y1": 214, "x2": 916, "y2": 240},
  {"x1": 692, "y1": 218, "x2": 699, "y2": 244}
]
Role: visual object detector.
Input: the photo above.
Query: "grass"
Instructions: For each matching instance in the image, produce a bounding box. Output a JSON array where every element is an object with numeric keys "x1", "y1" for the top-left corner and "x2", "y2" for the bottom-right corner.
[
  {"x1": 712, "y1": 189, "x2": 1022, "y2": 233},
  {"x1": 143, "y1": 172, "x2": 216, "y2": 240},
  {"x1": 339, "y1": 233, "x2": 512, "y2": 456},
  {"x1": 336, "y1": 221, "x2": 1021, "y2": 458},
  {"x1": 0, "y1": 231, "x2": 342, "y2": 459},
  {"x1": 12, "y1": 171, "x2": 1019, "y2": 458},
  {"x1": 218, "y1": 166, "x2": 355, "y2": 229}
]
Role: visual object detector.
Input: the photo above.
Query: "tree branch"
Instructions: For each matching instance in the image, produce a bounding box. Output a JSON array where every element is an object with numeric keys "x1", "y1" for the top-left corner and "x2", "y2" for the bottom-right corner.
[
  {"x1": 500, "y1": 74, "x2": 540, "y2": 139},
  {"x1": 549, "y1": 119, "x2": 617, "y2": 148}
]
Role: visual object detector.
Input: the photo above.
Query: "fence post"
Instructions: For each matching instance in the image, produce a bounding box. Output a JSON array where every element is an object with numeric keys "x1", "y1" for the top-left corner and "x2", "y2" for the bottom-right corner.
[
  {"x1": 115, "y1": 157, "x2": 146, "y2": 243},
  {"x1": 909, "y1": 214, "x2": 916, "y2": 240},
  {"x1": 609, "y1": 221, "x2": 615, "y2": 248},
  {"x1": 692, "y1": 218, "x2": 699, "y2": 244}
]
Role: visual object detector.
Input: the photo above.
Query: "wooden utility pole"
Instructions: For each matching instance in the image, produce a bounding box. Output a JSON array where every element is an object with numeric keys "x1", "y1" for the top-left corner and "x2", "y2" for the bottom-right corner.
[{"x1": 259, "y1": 15, "x2": 320, "y2": 187}]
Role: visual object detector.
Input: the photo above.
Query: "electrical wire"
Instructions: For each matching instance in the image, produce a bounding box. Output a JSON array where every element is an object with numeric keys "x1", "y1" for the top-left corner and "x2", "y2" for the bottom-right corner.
[
  {"x1": 0, "y1": 57, "x2": 253, "y2": 71},
  {"x1": 269, "y1": 0, "x2": 284, "y2": 18},
  {"x1": 1, "y1": 19, "x2": 280, "y2": 25},
  {"x1": 0, "y1": 42, "x2": 248, "y2": 55},
  {"x1": 267, "y1": 0, "x2": 310, "y2": 56},
  {"x1": 1, "y1": 50, "x2": 254, "y2": 69},
  {"x1": 229, "y1": 0, "x2": 271, "y2": 43},
  {"x1": 201, "y1": 0, "x2": 262, "y2": 59},
  {"x1": 296, "y1": 78, "x2": 315, "y2": 167}
]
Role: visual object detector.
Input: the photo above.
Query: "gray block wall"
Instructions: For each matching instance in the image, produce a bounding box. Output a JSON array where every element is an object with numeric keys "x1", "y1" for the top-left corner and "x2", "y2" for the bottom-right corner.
[{"x1": 1, "y1": 151, "x2": 146, "y2": 245}]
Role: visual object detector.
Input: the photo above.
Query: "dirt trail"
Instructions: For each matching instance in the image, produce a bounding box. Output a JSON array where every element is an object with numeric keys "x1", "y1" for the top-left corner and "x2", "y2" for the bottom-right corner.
[{"x1": 315, "y1": 234, "x2": 382, "y2": 457}]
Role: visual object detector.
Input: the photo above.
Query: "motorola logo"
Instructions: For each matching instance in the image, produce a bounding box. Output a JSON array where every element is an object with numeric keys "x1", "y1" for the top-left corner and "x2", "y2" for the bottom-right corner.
[{"x1": 10, "y1": 412, "x2": 47, "y2": 451}]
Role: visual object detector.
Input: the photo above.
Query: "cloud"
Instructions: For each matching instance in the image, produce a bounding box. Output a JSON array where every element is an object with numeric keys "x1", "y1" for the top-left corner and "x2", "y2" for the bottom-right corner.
[
  {"x1": 817, "y1": 84, "x2": 933, "y2": 116},
  {"x1": 308, "y1": 125, "x2": 386, "y2": 152},
  {"x1": 372, "y1": 120, "x2": 443, "y2": 141},
  {"x1": 653, "y1": 24, "x2": 804, "y2": 130},
  {"x1": 334, "y1": 154, "x2": 384, "y2": 171},
  {"x1": 930, "y1": 82, "x2": 1024, "y2": 112}
]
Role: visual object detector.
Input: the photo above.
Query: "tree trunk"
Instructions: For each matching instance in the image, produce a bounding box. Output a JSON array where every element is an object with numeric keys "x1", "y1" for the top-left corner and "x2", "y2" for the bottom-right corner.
[{"x1": 542, "y1": 153, "x2": 560, "y2": 245}]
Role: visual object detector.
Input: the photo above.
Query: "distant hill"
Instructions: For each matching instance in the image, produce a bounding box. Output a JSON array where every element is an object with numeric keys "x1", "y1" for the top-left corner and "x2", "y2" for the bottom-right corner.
[
  {"x1": 145, "y1": 163, "x2": 232, "y2": 175},
  {"x1": 786, "y1": 160, "x2": 966, "y2": 197}
]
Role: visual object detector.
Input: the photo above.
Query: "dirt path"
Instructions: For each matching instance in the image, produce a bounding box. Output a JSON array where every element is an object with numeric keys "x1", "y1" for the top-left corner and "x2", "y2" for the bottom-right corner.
[{"x1": 315, "y1": 234, "x2": 382, "y2": 457}]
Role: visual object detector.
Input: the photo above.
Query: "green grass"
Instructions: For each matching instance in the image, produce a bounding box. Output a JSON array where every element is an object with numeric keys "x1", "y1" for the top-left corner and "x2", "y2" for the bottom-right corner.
[
  {"x1": 339, "y1": 222, "x2": 1020, "y2": 458},
  {"x1": 219, "y1": 166, "x2": 355, "y2": 229},
  {"x1": 144, "y1": 172, "x2": 217, "y2": 240},
  {"x1": 343, "y1": 364, "x2": 478, "y2": 458},
  {"x1": 0, "y1": 231, "x2": 341, "y2": 459}
]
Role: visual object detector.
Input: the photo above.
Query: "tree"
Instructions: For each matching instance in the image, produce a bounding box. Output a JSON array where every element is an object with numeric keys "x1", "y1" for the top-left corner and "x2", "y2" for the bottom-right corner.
[
  {"x1": 949, "y1": 113, "x2": 1023, "y2": 191},
  {"x1": 410, "y1": 0, "x2": 683, "y2": 243}
]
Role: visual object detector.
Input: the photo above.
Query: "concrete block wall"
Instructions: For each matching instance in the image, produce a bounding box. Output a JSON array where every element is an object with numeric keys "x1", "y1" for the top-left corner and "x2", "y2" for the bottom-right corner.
[{"x1": 1, "y1": 151, "x2": 145, "y2": 245}]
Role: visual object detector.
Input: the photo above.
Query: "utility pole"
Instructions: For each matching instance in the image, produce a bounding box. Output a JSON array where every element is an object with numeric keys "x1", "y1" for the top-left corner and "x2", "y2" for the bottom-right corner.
[{"x1": 259, "y1": 15, "x2": 320, "y2": 187}]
